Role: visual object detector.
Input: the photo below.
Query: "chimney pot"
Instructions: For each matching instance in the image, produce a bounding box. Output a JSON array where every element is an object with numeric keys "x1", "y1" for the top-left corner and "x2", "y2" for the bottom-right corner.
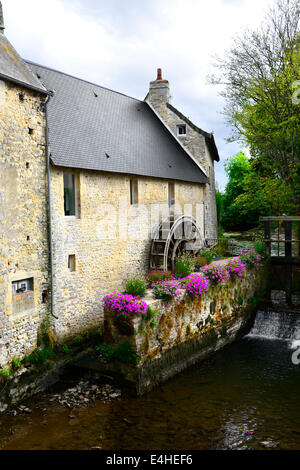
[{"x1": 157, "y1": 68, "x2": 162, "y2": 81}]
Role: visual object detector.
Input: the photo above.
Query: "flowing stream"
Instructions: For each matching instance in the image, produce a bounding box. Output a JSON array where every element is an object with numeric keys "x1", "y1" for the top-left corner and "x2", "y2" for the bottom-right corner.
[{"x1": 0, "y1": 309, "x2": 299, "y2": 450}]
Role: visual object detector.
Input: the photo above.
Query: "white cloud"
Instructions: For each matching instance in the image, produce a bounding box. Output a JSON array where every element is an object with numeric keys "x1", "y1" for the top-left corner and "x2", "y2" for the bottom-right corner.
[{"x1": 2, "y1": 0, "x2": 273, "y2": 189}]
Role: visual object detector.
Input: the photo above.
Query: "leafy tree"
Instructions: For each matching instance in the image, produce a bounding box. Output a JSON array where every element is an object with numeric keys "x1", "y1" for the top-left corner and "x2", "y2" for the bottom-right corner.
[
  {"x1": 215, "y1": 184, "x2": 224, "y2": 228},
  {"x1": 222, "y1": 152, "x2": 263, "y2": 230},
  {"x1": 210, "y1": 0, "x2": 300, "y2": 211}
]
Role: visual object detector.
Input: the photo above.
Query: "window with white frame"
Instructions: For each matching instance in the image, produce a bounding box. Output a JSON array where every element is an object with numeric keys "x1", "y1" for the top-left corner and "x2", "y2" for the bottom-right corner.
[{"x1": 177, "y1": 124, "x2": 186, "y2": 136}]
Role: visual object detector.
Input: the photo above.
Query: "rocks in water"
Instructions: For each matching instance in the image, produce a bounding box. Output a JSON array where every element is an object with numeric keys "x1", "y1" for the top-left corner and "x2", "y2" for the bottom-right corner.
[
  {"x1": 49, "y1": 381, "x2": 121, "y2": 409},
  {"x1": 260, "y1": 439, "x2": 279, "y2": 448},
  {"x1": 0, "y1": 403, "x2": 8, "y2": 413},
  {"x1": 7, "y1": 405, "x2": 32, "y2": 416}
]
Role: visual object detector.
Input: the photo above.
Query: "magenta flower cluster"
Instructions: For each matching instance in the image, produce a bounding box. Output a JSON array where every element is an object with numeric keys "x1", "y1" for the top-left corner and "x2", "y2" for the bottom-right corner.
[
  {"x1": 226, "y1": 258, "x2": 246, "y2": 280},
  {"x1": 180, "y1": 273, "x2": 209, "y2": 298},
  {"x1": 152, "y1": 279, "x2": 182, "y2": 302},
  {"x1": 103, "y1": 292, "x2": 148, "y2": 318},
  {"x1": 240, "y1": 249, "x2": 262, "y2": 270},
  {"x1": 200, "y1": 264, "x2": 230, "y2": 284}
]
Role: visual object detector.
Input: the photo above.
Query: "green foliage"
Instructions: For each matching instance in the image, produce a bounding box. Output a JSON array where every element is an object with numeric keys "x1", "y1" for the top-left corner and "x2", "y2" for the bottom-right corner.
[
  {"x1": 0, "y1": 368, "x2": 10, "y2": 379},
  {"x1": 211, "y1": 242, "x2": 229, "y2": 258},
  {"x1": 12, "y1": 357, "x2": 21, "y2": 371},
  {"x1": 61, "y1": 345, "x2": 69, "y2": 353},
  {"x1": 210, "y1": 1, "x2": 300, "y2": 214},
  {"x1": 124, "y1": 278, "x2": 147, "y2": 297},
  {"x1": 22, "y1": 346, "x2": 54, "y2": 365},
  {"x1": 215, "y1": 188, "x2": 224, "y2": 228},
  {"x1": 71, "y1": 337, "x2": 83, "y2": 347},
  {"x1": 95, "y1": 343, "x2": 115, "y2": 360},
  {"x1": 175, "y1": 259, "x2": 192, "y2": 278},
  {"x1": 146, "y1": 270, "x2": 173, "y2": 285},
  {"x1": 198, "y1": 249, "x2": 213, "y2": 264},
  {"x1": 194, "y1": 256, "x2": 209, "y2": 270},
  {"x1": 254, "y1": 241, "x2": 269, "y2": 261},
  {"x1": 222, "y1": 152, "x2": 264, "y2": 230}
]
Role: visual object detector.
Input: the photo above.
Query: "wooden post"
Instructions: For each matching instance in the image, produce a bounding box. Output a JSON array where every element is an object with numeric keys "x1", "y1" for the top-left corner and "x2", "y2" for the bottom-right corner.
[
  {"x1": 264, "y1": 221, "x2": 271, "y2": 255},
  {"x1": 284, "y1": 221, "x2": 292, "y2": 306}
]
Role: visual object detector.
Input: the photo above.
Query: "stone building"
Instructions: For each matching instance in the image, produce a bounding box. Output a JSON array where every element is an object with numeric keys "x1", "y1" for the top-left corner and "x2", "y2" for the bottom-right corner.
[{"x1": 0, "y1": 3, "x2": 219, "y2": 362}]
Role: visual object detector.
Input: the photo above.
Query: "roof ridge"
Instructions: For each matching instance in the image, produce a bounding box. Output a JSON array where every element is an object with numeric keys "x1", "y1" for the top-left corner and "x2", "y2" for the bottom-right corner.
[{"x1": 25, "y1": 59, "x2": 142, "y2": 102}]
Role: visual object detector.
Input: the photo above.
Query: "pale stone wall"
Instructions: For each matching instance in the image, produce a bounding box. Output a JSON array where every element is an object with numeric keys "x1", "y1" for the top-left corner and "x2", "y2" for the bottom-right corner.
[
  {"x1": 0, "y1": 80, "x2": 49, "y2": 367},
  {"x1": 50, "y1": 168, "x2": 206, "y2": 340},
  {"x1": 146, "y1": 83, "x2": 218, "y2": 240}
]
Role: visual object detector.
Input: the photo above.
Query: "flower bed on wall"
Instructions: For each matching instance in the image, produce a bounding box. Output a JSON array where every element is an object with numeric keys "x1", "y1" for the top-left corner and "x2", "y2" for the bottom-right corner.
[
  {"x1": 103, "y1": 251, "x2": 267, "y2": 395},
  {"x1": 103, "y1": 251, "x2": 263, "y2": 318}
]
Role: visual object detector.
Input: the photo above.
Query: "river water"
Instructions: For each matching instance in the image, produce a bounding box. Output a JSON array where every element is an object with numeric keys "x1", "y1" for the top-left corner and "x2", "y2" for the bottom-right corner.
[{"x1": 0, "y1": 310, "x2": 299, "y2": 450}]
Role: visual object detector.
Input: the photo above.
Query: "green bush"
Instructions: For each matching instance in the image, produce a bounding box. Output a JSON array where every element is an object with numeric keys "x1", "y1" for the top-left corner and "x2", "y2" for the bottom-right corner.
[
  {"x1": 254, "y1": 241, "x2": 269, "y2": 260},
  {"x1": 124, "y1": 278, "x2": 147, "y2": 297},
  {"x1": 146, "y1": 270, "x2": 173, "y2": 285},
  {"x1": 96, "y1": 342, "x2": 139, "y2": 364},
  {"x1": 175, "y1": 259, "x2": 192, "y2": 278},
  {"x1": 198, "y1": 249, "x2": 213, "y2": 264},
  {"x1": 23, "y1": 346, "x2": 54, "y2": 365},
  {"x1": 71, "y1": 336, "x2": 83, "y2": 347},
  {"x1": 0, "y1": 368, "x2": 10, "y2": 379},
  {"x1": 194, "y1": 256, "x2": 208, "y2": 270},
  {"x1": 12, "y1": 357, "x2": 21, "y2": 371}
]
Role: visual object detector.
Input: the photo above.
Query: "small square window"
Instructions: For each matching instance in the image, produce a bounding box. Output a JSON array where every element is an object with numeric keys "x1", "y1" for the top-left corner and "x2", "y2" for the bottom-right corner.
[
  {"x1": 64, "y1": 173, "x2": 78, "y2": 216},
  {"x1": 177, "y1": 125, "x2": 186, "y2": 136},
  {"x1": 68, "y1": 255, "x2": 76, "y2": 272},
  {"x1": 130, "y1": 178, "x2": 138, "y2": 205}
]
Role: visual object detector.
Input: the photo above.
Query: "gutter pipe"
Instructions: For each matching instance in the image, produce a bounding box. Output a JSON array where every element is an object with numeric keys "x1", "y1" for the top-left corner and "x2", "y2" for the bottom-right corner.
[{"x1": 44, "y1": 94, "x2": 58, "y2": 319}]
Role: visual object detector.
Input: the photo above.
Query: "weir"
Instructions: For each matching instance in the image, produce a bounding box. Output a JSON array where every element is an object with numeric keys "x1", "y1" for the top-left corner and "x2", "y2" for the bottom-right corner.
[{"x1": 248, "y1": 310, "x2": 300, "y2": 342}]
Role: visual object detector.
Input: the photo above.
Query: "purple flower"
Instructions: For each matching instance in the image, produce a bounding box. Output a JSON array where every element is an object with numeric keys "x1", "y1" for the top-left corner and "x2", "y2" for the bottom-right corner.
[
  {"x1": 181, "y1": 273, "x2": 209, "y2": 298},
  {"x1": 103, "y1": 292, "x2": 148, "y2": 318}
]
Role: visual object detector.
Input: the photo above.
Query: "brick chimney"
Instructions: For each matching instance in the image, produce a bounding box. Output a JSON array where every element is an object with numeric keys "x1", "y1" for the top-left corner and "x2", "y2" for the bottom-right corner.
[
  {"x1": 147, "y1": 68, "x2": 170, "y2": 116},
  {"x1": 0, "y1": 2, "x2": 4, "y2": 34}
]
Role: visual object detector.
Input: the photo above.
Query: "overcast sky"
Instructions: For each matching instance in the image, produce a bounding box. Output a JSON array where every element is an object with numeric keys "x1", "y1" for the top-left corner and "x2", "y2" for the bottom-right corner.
[{"x1": 2, "y1": 0, "x2": 273, "y2": 189}]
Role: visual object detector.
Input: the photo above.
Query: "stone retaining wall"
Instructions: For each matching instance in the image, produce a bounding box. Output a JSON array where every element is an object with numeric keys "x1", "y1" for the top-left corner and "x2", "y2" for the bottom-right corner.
[{"x1": 104, "y1": 265, "x2": 266, "y2": 394}]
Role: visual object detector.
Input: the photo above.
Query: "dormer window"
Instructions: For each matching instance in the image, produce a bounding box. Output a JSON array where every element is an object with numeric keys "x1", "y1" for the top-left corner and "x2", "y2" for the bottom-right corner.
[{"x1": 177, "y1": 124, "x2": 186, "y2": 137}]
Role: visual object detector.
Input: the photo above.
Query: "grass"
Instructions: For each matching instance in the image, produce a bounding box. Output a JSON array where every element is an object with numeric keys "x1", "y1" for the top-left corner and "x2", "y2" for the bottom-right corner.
[{"x1": 124, "y1": 278, "x2": 147, "y2": 297}]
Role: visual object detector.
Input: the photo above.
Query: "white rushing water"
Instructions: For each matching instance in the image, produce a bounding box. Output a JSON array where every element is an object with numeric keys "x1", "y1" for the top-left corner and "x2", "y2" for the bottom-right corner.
[{"x1": 248, "y1": 310, "x2": 300, "y2": 343}]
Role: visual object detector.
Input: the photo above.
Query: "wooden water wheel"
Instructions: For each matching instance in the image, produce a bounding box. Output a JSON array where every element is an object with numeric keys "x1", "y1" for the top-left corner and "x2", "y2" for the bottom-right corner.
[{"x1": 150, "y1": 214, "x2": 204, "y2": 272}]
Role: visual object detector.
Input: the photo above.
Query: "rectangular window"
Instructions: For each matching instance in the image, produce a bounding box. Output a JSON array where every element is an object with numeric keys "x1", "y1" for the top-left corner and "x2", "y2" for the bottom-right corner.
[
  {"x1": 68, "y1": 254, "x2": 76, "y2": 272},
  {"x1": 12, "y1": 278, "x2": 34, "y2": 314},
  {"x1": 177, "y1": 124, "x2": 186, "y2": 136},
  {"x1": 130, "y1": 178, "x2": 138, "y2": 205},
  {"x1": 64, "y1": 173, "x2": 77, "y2": 216},
  {"x1": 12, "y1": 278, "x2": 34, "y2": 294},
  {"x1": 168, "y1": 182, "x2": 175, "y2": 208}
]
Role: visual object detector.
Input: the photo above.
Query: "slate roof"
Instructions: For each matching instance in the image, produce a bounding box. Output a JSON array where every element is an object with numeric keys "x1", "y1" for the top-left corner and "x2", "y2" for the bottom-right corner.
[
  {"x1": 0, "y1": 33, "x2": 47, "y2": 94},
  {"x1": 27, "y1": 62, "x2": 208, "y2": 184}
]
